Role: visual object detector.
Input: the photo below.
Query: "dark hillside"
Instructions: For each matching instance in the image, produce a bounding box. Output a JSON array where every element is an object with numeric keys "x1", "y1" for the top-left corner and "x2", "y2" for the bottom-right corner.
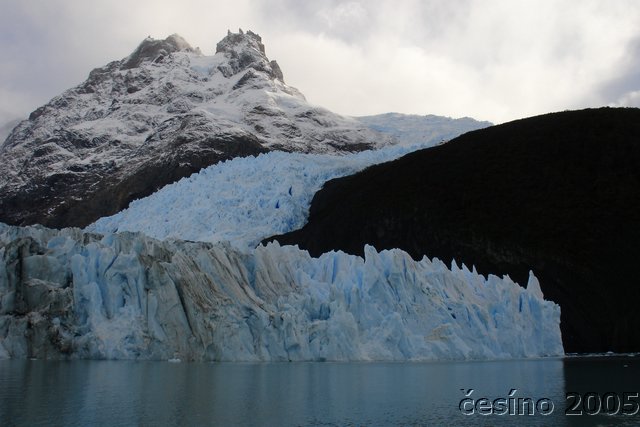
[{"x1": 268, "y1": 107, "x2": 640, "y2": 353}]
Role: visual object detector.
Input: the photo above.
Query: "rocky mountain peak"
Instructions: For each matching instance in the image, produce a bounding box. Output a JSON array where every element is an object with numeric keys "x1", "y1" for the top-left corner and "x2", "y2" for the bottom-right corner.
[
  {"x1": 0, "y1": 28, "x2": 391, "y2": 229},
  {"x1": 217, "y1": 29, "x2": 266, "y2": 55},
  {"x1": 215, "y1": 29, "x2": 284, "y2": 81},
  {"x1": 122, "y1": 34, "x2": 199, "y2": 70}
]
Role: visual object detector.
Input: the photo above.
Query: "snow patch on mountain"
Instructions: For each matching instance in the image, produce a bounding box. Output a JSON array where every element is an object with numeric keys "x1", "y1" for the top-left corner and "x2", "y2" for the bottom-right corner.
[{"x1": 356, "y1": 112, "x2": 492, "y2": 147}]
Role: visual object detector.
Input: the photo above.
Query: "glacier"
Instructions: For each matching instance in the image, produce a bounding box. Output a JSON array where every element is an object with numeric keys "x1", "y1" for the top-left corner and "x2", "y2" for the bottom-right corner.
[
  {"x1": 87, "y1": 144, "x2": 425, "y2": 249},
  {"x1": 356, "y1": 113, "x2": 492, "y2": 147},
  {"x1": 0, "y1": 223, "x2": 563, "y2": 361}
]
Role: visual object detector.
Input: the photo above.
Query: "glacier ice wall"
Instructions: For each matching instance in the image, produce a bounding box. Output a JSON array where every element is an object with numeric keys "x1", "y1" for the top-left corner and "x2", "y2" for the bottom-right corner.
[
  {"x1": 0, "y1": 224, "x2": 563, "y2": 361},
  {"x1": 86, "y1": 145, "x2": 423, "y2": 250}
]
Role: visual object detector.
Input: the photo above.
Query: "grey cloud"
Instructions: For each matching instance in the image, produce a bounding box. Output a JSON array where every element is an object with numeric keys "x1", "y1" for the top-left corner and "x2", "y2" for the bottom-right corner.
[
  {"x1": 1, "y1": 0, "x2": 640, "y2": 126},
  {"x1": 252, "y1": 0, "x2": 474, "y2": 46},
  {"x1": 597, "y1": 37, "x2": 640, "y2": 106},
  {"x1": 252, "y1": 0, "x2": 376, "y2": 43},
  {"x1": 0, "y1": 2, "x2": 134, "y2": 123}
]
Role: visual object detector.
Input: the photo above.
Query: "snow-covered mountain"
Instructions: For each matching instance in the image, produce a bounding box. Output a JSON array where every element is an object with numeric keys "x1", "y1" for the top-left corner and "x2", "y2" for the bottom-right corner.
[
  {"x1": 0, "y1": 223, "x2": 563, "y2": 361},
  {"x1": 0, "y1": 30, "x2": 392, "y2": 229},
  {"x1": 356, "y1": 112, "x2": 492, "y2": 147}
]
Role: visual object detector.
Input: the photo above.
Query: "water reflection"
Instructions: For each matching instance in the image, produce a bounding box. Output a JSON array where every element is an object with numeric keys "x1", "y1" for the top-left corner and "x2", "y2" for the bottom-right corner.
[{"x1": 0, "y1": 357, "x2": 637, "y2": 426}]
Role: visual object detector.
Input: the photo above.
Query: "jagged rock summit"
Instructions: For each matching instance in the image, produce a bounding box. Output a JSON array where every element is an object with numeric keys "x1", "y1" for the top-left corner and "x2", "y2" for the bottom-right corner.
[
  {"x1": 215, "y1": 29, "x2": 284, "y2": 82},
  {"x1": 122, "y1": 34, "x2": 200, "y2": 69},
  {"x1": 0, "y1": 30, "x2": 392, "y2": 229}
]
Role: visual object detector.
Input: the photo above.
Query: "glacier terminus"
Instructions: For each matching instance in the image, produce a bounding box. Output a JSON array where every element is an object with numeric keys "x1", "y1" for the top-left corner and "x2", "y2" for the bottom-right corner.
[{"x1": 0, "y1": 223, "x2": 563, "y2": 361}]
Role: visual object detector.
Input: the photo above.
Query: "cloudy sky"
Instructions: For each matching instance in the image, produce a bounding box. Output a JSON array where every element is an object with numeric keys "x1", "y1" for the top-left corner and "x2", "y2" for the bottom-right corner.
[{"x1": 1, "y1": 0, "x2": 639, "y2": 127}]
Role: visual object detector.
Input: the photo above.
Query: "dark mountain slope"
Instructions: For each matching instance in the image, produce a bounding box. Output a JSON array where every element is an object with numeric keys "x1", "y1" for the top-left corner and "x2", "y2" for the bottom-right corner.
[{"x1": 268, "y1": 107, "x2": 640, "y2": 353}]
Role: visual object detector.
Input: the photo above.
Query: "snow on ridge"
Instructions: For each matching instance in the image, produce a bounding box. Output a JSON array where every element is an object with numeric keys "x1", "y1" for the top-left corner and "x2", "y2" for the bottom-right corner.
[
  {"x1": 356, "y1": 113, "x2": 492, "y2": 147},
  {"x1": 87, "y1": 144, "x2": 425, "y2": 249}
]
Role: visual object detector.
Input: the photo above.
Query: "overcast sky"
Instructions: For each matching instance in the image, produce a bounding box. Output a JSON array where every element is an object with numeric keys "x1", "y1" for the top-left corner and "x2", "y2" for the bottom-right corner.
[{"x1": 1, "y1": 0, "x2": 639, "y2": 127}]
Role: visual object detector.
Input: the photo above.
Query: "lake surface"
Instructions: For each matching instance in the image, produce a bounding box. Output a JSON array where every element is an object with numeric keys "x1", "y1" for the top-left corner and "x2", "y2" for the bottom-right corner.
[{"x1": 1, "y1": 356, "x2": 638, "y2": 426}]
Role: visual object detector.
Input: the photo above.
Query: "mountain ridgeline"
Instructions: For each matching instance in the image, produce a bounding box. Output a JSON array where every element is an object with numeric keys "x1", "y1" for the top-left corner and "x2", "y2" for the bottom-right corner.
[{"x1": 268, "y1": 107, "x2": 640, "y2": 354}]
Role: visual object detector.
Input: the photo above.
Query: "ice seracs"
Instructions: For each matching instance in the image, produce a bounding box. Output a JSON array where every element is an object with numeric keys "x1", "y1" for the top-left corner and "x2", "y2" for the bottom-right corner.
[
  {"x1": 0, "y1": 223, "x2": 563, "y2": 361},
  {"x1": 86, "y1": 144, "x2": 426, "y2": 249}
]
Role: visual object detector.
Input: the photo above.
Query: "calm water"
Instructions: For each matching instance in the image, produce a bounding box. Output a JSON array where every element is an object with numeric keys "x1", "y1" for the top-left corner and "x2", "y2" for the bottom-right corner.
[{"x1": 0, "y1": 357, "x2": 638, "y2": 426}]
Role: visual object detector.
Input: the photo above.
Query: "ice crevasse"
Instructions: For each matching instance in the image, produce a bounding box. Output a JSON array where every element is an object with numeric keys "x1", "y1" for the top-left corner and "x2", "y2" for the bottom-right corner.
[
  {"x1": 86, "y1": 145, "x2": 424, "y2": 250},
  {"x1": 0, "y1": 224, "x2": 563, "y2": 361}
]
